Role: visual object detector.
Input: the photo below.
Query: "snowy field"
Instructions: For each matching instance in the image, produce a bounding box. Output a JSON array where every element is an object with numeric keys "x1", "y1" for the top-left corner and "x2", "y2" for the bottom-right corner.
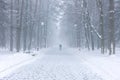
[{"x1": 0, "y1": 47, "x2": 120, "y2": 80}]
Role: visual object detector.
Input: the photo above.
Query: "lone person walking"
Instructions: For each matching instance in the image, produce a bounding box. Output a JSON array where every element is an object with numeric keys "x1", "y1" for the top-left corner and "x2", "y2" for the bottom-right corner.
[{"x1": 59, "y1": 44, "x2": 62, "y2": 51}]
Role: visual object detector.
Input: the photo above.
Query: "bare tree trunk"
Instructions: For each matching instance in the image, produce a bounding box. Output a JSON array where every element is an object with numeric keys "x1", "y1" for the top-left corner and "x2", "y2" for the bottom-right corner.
[
  {"x1": 16, "y1": 0, "x2": 24, "y2": 52},
  {"x1": 10, "y1": 0, "x2": 13, "y2": 51},
  {"x1": 96, "y1": 0, "x2": 105, "y2": 54},
  {"x1": 37, "y1": 0, "x2": 41, "y2": 50},
  {"x1": 23, "y1": 26, "x2": 27, "y2": 51},
  {"x1": 23, "y1": 0, "x2": 28, "y2": 51},
  {"x1": 82, "y1": 0, "x2": 90, "y2": 50},
  {"x1": 109, "y1": 0, "x2": 115, "y2": 55},
  {"x1": 90, "y1": 27, "x2": 94, "y2": 50},
  {"x1": 44, "y1": 0, "x2": 50, "y2": 48}
]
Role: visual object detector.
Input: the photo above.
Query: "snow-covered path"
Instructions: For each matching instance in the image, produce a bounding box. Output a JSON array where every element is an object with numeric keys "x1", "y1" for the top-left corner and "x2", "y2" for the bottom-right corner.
[{"x1": 2, "y1": 48, "x2": 103, "y2": 80}]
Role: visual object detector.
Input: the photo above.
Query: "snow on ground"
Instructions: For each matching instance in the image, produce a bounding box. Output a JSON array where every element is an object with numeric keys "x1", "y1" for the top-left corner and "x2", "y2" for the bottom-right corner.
[
  {"x1": 76, "y1": 48, "x2": 120, "y2": 80},
  {"x1": 1, "y1": 47, "x2": 103, "y2": 80},
  {"x1": 0, "y1": 47, "x2": 120, "y2": 80},
  {"x1": 0, "y1": 50, "x2": 44, "y2": 78}
]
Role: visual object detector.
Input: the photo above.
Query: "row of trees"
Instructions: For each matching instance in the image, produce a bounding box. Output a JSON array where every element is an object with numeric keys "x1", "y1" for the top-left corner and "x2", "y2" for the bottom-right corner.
[
  {"x1": 0, "y1": 0, "x2": 119, "y2": 55},
  {"x1": 61, "y1": 0, "x2": 118, "y2": 55},
  {"x1": 0, "y1": 0, "x2": 50, "y2": 52}
]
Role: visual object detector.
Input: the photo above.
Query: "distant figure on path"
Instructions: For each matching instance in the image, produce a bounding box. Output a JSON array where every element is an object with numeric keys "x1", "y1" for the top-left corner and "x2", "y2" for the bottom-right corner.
[{"x1": 59, "y1": 44, "x2": 62, "y2": 51}]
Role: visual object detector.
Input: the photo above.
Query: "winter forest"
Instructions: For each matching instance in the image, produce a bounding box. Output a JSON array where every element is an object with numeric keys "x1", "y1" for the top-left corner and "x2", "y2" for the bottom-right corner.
[{"x1": 0, "y1": 0, "x2": 120, "y2": 80}]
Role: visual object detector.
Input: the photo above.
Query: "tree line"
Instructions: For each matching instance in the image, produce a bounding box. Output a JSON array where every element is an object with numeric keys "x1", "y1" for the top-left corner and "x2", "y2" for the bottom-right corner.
[
  {"x1": 0, "y1": 0, "x2": 120, "y2": 55},
  {"x1": 61, "y1": 0, "x2": 118, "y2": 55},
  {"x1": 0, "y1": 0, "x2": 50, "y2": 52}
]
